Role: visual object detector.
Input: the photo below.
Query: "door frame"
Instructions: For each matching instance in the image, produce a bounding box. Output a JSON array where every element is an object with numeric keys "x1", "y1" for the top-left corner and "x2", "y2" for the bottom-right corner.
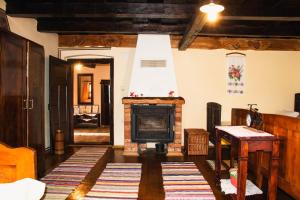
[{"x1": 67, "y1": 58, "x2": 114, "y2": 145}]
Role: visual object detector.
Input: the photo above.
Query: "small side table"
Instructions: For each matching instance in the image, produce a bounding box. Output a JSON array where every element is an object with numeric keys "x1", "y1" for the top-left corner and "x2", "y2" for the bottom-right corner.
[
  {"x1": 184, "y1": 129, "x2": 209, "y2": 155},
  {"x1": 215, "y1": 126, "x2": 279, "y2": 200}
]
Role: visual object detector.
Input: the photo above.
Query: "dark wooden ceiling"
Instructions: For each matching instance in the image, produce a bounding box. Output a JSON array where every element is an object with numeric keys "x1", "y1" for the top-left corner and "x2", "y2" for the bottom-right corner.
[{"x1": 5, "y1": 0, "x2": 300, "y2": 49}]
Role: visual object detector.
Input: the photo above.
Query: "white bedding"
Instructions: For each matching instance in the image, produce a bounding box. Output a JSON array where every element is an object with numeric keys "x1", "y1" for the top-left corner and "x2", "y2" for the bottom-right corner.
[{"x1": 0, "y1": 178, "x2": 45, "y2": 200}]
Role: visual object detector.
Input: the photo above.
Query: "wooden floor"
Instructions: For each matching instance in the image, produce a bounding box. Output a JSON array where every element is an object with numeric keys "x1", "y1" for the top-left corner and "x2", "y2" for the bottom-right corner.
[
  {"x1": 73, "y1": 127, "x2": 110, "y2": 144},
  {"x1": 44, "y1": 147, "x2": 294, "y2": 200}
]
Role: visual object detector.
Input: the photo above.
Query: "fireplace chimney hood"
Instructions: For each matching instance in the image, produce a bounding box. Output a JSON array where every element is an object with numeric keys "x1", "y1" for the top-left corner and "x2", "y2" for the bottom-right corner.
[{"x1": 128, "y1": 34, "x2": 178, "y2": 97}]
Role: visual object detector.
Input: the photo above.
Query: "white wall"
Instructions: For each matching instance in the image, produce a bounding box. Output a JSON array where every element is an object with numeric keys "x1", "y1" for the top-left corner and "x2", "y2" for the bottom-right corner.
[
  {"x1": 174, "y1": 49, "x2": 300, "y2": 128},
  {"x1": 61, "y1": 48, "x2": 300, "y2": 146},
  {"x1": 1, "y1": 1, "x2": 58, "y2": 149}
]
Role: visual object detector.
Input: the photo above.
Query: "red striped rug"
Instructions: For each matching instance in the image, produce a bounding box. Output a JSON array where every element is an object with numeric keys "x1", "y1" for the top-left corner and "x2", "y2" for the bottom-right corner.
[
  {"x1": 162, "y1": 162, "x2": 215, "y2": 200},
  {"x1": 84, "y1": 163, "x2": 142, "y2": 200},
  {"x1": 41, "y1": 147, "x2": 107, "y2": 200}
]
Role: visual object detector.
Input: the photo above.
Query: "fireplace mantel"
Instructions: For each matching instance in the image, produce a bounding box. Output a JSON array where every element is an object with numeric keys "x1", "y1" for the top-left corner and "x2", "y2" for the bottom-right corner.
[
  {"x1": 122, "y1": 97, "x2": 185, "y2": 156},
  {"x1": 122, "y1": 97, "x2": 185, "y2": 105}
]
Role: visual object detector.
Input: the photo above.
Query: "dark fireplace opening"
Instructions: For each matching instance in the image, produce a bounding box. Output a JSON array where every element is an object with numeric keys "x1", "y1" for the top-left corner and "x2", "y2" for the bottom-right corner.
[{"x1": 131, "y1": 105, "x2": 175, "y2": 143}]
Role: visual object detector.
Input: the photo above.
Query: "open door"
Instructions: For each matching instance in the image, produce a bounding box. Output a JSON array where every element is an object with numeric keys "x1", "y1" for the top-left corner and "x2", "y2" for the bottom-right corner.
[{"x1": 49, "y1": 56, "x2": 73, "y2": 152}]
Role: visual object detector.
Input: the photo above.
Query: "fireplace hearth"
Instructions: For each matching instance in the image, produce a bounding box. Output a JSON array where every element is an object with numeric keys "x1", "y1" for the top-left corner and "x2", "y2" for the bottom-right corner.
[
  {"x1": 122, "y1": 97, "x2": 185, "y2": 156},
  {"x1": 131, "y1": 105, "x2": 175, "y2": 143}
]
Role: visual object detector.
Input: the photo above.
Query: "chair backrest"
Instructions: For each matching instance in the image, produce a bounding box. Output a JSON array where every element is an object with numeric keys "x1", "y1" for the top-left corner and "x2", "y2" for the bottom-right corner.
[
  {"x1": 295, "y1": 93, "x2": 300, "y2": 113},
  {"x1": 0, "y1": 143, "x2": 36, "y2": 183},
  {"x1": 207, "y1": 102, "x2": 222, "y2": 144}
]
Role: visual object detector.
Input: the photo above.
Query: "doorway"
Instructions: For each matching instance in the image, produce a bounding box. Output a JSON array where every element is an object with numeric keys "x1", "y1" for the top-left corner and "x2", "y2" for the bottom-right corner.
[{"x1": 68, "y1": 58, "x2": 114, "y2": 145}]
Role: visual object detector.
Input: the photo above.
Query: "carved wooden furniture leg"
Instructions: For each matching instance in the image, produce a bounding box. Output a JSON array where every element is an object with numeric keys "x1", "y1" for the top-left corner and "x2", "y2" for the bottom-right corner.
[
  {"x1": 256, "y1": 151, "x2": 264, "y2": 188},
  {"x1": 237, "y1": 141, "x2": 248, "y2": 200},
  {"x1": 215, "y1": 129, "x2": 222, "y2": 185},
  {"x1": 268, "y1": 140, "x2": 280, "y2": 200}
]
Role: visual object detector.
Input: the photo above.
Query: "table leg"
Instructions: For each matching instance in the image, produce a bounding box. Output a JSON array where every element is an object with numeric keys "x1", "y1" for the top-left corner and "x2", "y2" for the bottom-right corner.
[
  {"x1": 237, "y1": 141, "x2": 248, "y2": 200},
  {"x1": 256, "y1": 151, "x2": 264, "y2": 188},
  {"x1": 215, "y1": 129, "x2": 222, "y2": 185},
  {"x1": 230, "y1": 140, "x2": 235, "y2": 168},
  {"x1": 268, "y1": 140, "x2": 280, "y2": 200}
]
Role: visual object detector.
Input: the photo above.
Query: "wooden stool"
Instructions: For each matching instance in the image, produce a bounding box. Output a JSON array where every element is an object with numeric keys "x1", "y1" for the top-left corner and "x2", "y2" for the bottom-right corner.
[{"x1": 184, "y1": 129, "x2": 209, "y2": 155}]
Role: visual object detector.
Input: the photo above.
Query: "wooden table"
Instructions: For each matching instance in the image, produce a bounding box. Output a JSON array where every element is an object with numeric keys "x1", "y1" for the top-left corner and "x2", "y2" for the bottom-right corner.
[{"x1": 215, "y1": 126, "x2": 279, "y2": 200}]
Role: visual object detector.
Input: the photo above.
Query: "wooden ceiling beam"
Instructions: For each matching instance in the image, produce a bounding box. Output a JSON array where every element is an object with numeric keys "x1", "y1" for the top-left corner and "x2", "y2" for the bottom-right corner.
[
  {"x1": 201, "y1": 21, "x2": 300, "y2": 38},
  {"x1": 6, "y1": 2, "x2": 195, "y2": 19},
  {"x1": 58, "y1": 34, "x2": 300, "y2": 51},
  {"x1": 178, "y1": 7, "x2": 207, "y2": 50},
  {"x1": 37, "y1": 19, "x2": 186, "y2": 34},
  {"x1": 221, "y1": 16, "x2": 300, "y2": 22}
]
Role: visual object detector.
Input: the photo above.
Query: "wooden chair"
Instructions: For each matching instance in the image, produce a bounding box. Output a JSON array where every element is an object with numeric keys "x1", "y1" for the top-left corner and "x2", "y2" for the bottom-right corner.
[
  {"x1": 0, "y1": 143, "x2": 37, "y2": 183},
  {"x1": 207, "y1": 102, "x2": 222, "y2": 144}
]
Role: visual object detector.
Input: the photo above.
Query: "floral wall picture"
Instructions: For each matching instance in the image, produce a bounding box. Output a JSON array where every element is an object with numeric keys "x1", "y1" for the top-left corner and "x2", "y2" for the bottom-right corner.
[{"x1": 226, "y1": 53, "x2": 246, "y2": 94}]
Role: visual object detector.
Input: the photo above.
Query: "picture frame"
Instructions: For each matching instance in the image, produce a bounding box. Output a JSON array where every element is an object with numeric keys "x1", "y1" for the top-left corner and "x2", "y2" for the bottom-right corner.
[
  {"x1": 78, "y1": 73, "x2": 94, "y2": 105},
  {"x1": 0, "y1": 8, "x2": 10, "y2": 31}
]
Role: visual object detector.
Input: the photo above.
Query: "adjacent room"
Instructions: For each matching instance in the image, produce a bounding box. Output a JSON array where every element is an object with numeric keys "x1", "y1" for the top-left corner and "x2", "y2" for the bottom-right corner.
[
  {"x1": 0, "y1": 0, "x2": 300, "y2": 200},
  {"x1": 71, "y1": 60, "x2": 112, "y2": 144}
]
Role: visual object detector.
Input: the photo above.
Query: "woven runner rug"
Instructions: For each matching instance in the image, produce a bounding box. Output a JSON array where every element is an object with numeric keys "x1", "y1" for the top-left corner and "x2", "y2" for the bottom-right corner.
[
  {"x1": 41, "y1": 147, "x2": 107, "y2": 200},
  {"x1": 161, "y1": 162, "x2": 215, "y2": 200},
  {"x1": 84, "y1": 163, "x2": 142, "y2": 200}
]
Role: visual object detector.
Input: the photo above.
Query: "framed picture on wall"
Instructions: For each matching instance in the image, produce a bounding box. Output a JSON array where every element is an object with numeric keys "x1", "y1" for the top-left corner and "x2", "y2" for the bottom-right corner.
[{"x1": 0, "y1": 8, "x2": 10, "y2": 31}]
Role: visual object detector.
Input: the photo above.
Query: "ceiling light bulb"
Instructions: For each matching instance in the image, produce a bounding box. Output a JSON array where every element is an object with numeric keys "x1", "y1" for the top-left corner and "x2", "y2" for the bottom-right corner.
[
  {"x1": 75, "y1": 63, "x2": 83, "y2": 71},
  {"x1": 207, "y1": 12, "x2": 218, "y2": 22},
  {"x1": 200, "y1": 2, "x2": 224, "y2": 22}
]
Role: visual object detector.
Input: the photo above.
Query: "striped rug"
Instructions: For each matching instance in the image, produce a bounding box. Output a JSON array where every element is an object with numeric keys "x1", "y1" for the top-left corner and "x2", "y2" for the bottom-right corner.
[
  {"x1": 41, "y1": 147, "x2": 107, "y2": 200},
  {"x1": 162, "y1": 162, "x2": 215, "y2": 200},
  {"x1": 84, "y1": 163, "x2": 142, "y2": 200}
]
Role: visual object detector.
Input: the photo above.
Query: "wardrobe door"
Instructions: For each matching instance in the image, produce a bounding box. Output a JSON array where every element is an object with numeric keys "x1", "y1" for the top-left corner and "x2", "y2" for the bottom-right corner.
[
  {"x1": 0, "y1": 31, "x2": 27, "y2": 147},
  {"x1": 28, "y1": 41, "x2": 45, "y2": 177}
]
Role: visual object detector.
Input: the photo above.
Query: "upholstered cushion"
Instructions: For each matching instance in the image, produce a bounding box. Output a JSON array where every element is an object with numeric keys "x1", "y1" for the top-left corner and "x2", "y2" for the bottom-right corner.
[
  {"x1": 74, "y1": 105, "x2": 79, "y2": 115},
  {"x1": 92, "y1": 105, "x2": 99, "y2": 114},
  {"x1": 79, "y1": 106, "x2": 86, "y2": 114},
  {"x1": 85, "y1": 106, "x2": 92, "y2": 113}
]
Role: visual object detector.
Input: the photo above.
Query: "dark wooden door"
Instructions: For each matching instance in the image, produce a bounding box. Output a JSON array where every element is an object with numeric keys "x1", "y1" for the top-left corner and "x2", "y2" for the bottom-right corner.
[
  {"x1": 28, "y1": 41, "x2": 45, "y2": 176},
  {"x1": 49, "y1": 56, "x2": 72, "y2": 151},
  {"x1": 0, "y1": 31, "x2": 27, "y2": 147},
  {"x1": 100, "y1": 80, "x2": 110, "y2": 126}
]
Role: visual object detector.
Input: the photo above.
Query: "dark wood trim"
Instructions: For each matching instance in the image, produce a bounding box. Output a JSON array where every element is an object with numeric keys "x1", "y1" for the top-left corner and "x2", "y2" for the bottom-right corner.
[
  {"x1": 77, "y1": 73, "x2": 94, "y2": 105},
  {"x1": 109, "y1": 59, "x2": 114, "y2": 146},
  {"x1": 68, "y1": 65, "x2": 74, "y2": 145},
  {"x1": 59, "y1": 34, "x2": 300, "y2": 51}
]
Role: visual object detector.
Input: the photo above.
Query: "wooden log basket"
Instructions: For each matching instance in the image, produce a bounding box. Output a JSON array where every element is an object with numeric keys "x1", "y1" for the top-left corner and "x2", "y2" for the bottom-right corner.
[{"x1": 184, "y1": 129, "x2": 209, "y2": 155}]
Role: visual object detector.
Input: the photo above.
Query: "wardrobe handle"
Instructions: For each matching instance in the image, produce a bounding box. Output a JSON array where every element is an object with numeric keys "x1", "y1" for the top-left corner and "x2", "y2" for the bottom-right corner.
[
  {"x1": 23, "y1": 99, "x2": 28, "y2": 110},
  {"x1": 28, "y1": 99, "x2": 34, "y2": 110}
]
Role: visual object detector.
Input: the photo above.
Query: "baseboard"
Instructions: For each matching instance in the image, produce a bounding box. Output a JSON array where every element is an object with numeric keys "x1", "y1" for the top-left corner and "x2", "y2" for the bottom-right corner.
[{"x1": 45, "y1": 147, "x2": 52, "y2": 155}]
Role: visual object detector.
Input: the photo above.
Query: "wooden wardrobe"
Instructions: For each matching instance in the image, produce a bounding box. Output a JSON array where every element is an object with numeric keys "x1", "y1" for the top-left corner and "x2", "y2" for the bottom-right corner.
[{"x1": 0, "y1": 30, "x2": 45, "y2": 177}]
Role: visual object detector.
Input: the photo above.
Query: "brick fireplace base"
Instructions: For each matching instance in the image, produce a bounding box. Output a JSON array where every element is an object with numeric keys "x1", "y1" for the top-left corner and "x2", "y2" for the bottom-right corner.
[{"x1": 122, "y1": 97, "x2": 185, "y2": 156}]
